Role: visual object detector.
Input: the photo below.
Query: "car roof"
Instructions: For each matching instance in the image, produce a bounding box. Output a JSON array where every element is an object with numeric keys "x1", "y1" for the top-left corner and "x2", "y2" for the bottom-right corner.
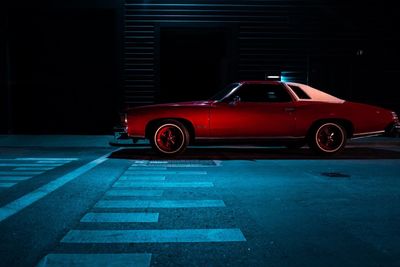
[
  {"x1": 286, "y1": 82, "x2": 344, "y2": 103},
  {"x1": 239, "y1": 80, "x2": 282, "y2": 85},
  {"x1": 237, "y1": 80, "x2": 344, "y2": 103}
]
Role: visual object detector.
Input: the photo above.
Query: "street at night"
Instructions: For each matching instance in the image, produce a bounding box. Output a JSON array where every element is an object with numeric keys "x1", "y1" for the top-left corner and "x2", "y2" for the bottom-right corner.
[
  {"x1": 2, "y1": 2, "x2": 400, "y2": 265},
  {"x1": 1, "y1": 136, "x2": 399, "y2": 266}
]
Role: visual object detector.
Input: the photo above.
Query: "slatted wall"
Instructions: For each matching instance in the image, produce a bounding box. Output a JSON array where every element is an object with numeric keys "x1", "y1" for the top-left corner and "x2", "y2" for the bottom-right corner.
[{"x1": 123, "y1": 0, "x2": 367, "y2": 106}]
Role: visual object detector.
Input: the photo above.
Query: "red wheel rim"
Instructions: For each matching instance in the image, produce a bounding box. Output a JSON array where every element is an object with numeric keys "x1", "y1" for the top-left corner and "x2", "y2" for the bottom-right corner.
[
  {"x1": 155, "y1": 124, "x2": 184, "y2": 153},
  {"x1": 316, "y1": 124, "x2": 344, "y2": 152}
]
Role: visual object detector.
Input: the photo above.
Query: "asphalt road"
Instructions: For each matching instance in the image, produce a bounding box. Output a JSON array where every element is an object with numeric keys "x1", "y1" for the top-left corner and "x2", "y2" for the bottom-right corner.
[{"x1": 1, "y1": 138, "x2": 400, "y2": 267}]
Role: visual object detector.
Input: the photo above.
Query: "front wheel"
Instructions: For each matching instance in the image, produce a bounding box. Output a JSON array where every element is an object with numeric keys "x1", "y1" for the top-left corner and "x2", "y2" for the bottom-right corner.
[
  {"x1": 150, "y1": 120, "x2": 190, "y2": 155},
  {"x1": 308, "y1": 122, "x2": 347, "y2": 154}
]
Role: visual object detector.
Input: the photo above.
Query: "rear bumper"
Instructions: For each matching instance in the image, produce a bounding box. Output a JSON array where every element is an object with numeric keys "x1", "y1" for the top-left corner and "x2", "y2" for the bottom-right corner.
[{"x1": 113, "y1": 126, "x2": 129, "y2": 141}]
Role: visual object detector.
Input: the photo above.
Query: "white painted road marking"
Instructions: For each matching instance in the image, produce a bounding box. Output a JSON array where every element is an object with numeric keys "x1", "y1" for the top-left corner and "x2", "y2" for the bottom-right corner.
[
  {"x1": 81, "y1": 212, "x2": 159, "y2": 223},
  {"x1": 0, "y1": 171, "x2": 43, "y2": 175},
  {"x1": 14, "y1": 167, "x2": 54, "y2": 171},
  {"x1": 113, "y1": 181, "x2": 214, "y2": 188},
  {"x1": 0, "y1": 163, "x2": 62, "y2": 167},
  {"x1": 119, "y1": 176, "x2": 166, "y2": 181},
  {"x1": 15, "y1": 158, "x2": 78, "y2": 161},
  {"x1": 0, "y1": 182, "x2": 16, "y2": 188},
  {"x1": 95, "y1": 199, "x2": 225, "y2": 208},
  {"x1": 61, "y1": 229, "x2": 246, "y2": 243},
  {"x1": 124, "y1": 170, "x2": 207, "y2": 175},
  {"x1": 128, "y1": 167, "x2": 167, "y2": 171},
  {"x1": 0, "y1": 153, "x2": 112, "y2": 222},
  {"x1": 36, "y1": 253, "x2": 151, "y2": 267},
  {"x1": 36, "y1": 161, "x2": 70, "y2": 164},
  {"x1": 105, "y1": 189, "x2": 163, "y2": 197},
  {"x1": 0, "y1": 176, "x2": 32, "y2": 181}
]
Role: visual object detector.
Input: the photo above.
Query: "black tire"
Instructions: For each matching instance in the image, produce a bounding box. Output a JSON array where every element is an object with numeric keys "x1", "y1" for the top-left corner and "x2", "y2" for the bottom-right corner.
[
  {"x1": 308, "y1": 122, "x2": 347, "y2": 154},
  {"x1": 150, "y1": 120, "x2": 190, "y2": 155}
]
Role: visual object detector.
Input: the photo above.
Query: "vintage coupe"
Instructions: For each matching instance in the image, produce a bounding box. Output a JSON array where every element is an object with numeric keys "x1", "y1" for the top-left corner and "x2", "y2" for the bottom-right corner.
[{"x1": 123, "y1": 81, "x2": 399, "y2": 155}]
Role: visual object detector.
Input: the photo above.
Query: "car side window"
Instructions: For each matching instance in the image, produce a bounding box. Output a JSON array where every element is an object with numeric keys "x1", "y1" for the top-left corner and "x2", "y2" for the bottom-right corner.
[
  {"x1": 288, "y1": 85, "x2": 311, "y2": 99},
  {"x1": 233, "y1": 84, "x2": 292, "y2": 103}
]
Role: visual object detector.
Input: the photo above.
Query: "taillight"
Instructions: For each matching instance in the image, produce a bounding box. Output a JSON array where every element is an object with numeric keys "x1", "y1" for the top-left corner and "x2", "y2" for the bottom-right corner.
[{"x1": 120, "y1": 113, "x2": 128, "y2": 127}]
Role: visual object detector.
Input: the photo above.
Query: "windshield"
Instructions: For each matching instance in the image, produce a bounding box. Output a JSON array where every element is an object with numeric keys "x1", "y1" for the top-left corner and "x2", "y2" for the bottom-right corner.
[{"x1": 210, "y1": 83, "x2": 241, "y2": 101}]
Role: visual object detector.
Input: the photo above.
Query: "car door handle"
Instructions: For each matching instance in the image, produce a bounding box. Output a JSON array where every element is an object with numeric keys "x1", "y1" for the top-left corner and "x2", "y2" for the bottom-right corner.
[{"x1": 284, "y1": 107, "x2": 296, "y2": 112}]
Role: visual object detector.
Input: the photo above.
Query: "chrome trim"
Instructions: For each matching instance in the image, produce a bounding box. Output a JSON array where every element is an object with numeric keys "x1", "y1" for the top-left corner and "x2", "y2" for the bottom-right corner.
[
  {"x1": 218, "y1": 83, "x2": 242, "y2": 102},
  {"x1": 196, "y1": 136, "x2": 305, "y2": 140},
  {"x1": 352, "y1": 130, "x2": 385, "y2": 139}
]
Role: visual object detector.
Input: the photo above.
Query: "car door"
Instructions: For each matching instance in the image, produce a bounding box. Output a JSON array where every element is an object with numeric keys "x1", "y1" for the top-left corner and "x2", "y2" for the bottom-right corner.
[{"x1": 209, "y1": 83, "x2": 296, "y2": 138}]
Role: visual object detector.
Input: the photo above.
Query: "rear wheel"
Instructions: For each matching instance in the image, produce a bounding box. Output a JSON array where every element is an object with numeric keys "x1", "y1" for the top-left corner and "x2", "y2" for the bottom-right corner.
[
  {"x1": 308, "y1": 122, "x2": 347, "y2": 154},
  {"x1": 150, "y1": 120, "x2": 189, "y2": 155}
]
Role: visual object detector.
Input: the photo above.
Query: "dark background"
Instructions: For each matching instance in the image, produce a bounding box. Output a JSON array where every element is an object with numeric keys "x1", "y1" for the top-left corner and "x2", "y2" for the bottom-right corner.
[{"x1": 1, "y1": 0, "x2": 399, "y2": 134}]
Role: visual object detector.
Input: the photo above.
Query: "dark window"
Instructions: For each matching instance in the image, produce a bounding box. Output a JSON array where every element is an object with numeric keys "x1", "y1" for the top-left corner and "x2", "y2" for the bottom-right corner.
[
  {"x1": 233, "y1": 84, "x2": 292, "y2": 103},
  {"x1": 211, "y1": 83, "x2": 240, "y2": 101},
  {"x1": 289, "y1": 85, "x2": 311, "y2": 99}
]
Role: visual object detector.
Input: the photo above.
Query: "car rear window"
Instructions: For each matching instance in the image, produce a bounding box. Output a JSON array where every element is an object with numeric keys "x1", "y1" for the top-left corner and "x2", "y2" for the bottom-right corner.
[{"x1": 289, "y1": 85, "x2": 311, "y2": 99}]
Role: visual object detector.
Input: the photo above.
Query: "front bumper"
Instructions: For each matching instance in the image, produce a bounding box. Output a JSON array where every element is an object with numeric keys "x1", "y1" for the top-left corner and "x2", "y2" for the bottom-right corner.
[
  {"x1": 394, "y1": 124, "x2": 400, "y2": 134},
  {"x1": 386, "y1": 123, "x2": 400, "y2": 137}
]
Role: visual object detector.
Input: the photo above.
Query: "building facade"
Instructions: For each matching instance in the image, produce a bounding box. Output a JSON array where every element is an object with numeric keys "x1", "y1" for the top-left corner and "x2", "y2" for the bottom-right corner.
[{"x1": 1, "y1": 0, "x2": 399, "y2": 133}]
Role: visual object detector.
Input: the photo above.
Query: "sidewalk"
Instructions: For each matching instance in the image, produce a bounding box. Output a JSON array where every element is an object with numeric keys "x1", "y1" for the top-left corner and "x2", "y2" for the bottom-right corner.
[
  {"x1": 0, "y1": 135, "x2": 114, "y2": 148},
  {"x1": 0, "y1": 135, "x2": 398, "y2": 148}
]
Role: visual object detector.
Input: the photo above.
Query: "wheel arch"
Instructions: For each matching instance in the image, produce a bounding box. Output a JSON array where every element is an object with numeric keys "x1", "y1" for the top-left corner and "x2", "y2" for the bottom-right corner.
[
  {"x1": 145, "y1": 118, "x2": 195, "y2": 143},
  {"x1": 307, "y1": 118, "x2": 354, "y2": 139}
]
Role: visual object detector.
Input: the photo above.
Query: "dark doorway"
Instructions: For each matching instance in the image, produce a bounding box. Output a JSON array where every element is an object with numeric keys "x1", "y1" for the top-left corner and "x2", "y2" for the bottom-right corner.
[
  {"x1": 7, "y1": 9, "x2": 118, "y2": 134},
  {"x1": 160, "y1": 27, "x2": 234, "y2": 103}
]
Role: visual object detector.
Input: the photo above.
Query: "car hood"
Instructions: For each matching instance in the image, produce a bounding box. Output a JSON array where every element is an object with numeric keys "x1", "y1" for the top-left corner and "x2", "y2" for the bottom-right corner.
[{"x1": 128, "y1": 100, "x2": 213, "y2": 111}]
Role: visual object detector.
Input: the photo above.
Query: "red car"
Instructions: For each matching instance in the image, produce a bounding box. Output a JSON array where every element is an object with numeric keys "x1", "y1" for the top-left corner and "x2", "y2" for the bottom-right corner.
[{"x1": 124, "y1": 81, "x2": 399, "y2": 155}]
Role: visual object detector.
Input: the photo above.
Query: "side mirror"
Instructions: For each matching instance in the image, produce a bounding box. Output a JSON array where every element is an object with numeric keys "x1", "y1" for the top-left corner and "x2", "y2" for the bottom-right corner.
[{"x1": 229, "y1": 95, "x2": 241, "y2": 106}]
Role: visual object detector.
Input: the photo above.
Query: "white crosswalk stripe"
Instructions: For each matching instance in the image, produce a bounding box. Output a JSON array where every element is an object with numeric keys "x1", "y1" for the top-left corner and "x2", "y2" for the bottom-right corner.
[
  {"x1": 15, "y1": 158, "x2": 78, "y2": 161},
  {"x1": 0, "y1": 176, "x2": 32, "y2": 181},
  {"x1": 13, "y1": 167, "x2": 55, "y2": 171},
  {"x1": 42, "y1": 160, "x2": 244, "y2": 266},
  {"x1": 81, "y1": 212, "x2": 159, "y2": 223},
  {"x1": 62, "y1": 229, "x2": 246, "y2": 243},
  {"x1": 36, "y1": 161, "x2": 71, "y2": 164},
  {"x1": 0, "y1": 171, "x2": 44, "y2": 175},
  {"x1": 0, "y1": 163, "x2": 62, "y2": 167},
  {"x1": 113, "y1": 181, "x2": 214, "y2": 188},
  {"x1": 36, "y1": 253, "x2": 151, "y2": 267},
  {"x1": 124, "y1": 170, "x2": 207, "y2": 175},
  {"x1": 128, "y1": 166, "x2": 167, "y2": 171},
  {"x1": 0, "y1": 182, "x2": 16, "y2": 188},
  {"x1": 105, "y1": 189, "x2": 163, "y2": 197},
  {"x1": 0, "y1": 158, "x2": 78, "y2": 193},
  {"x1": 119, "y1": 175, "x2": 166, "y2": 181},
  {"x1": 95, "y1": 199, "x2": 226, "y2": 208}
]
